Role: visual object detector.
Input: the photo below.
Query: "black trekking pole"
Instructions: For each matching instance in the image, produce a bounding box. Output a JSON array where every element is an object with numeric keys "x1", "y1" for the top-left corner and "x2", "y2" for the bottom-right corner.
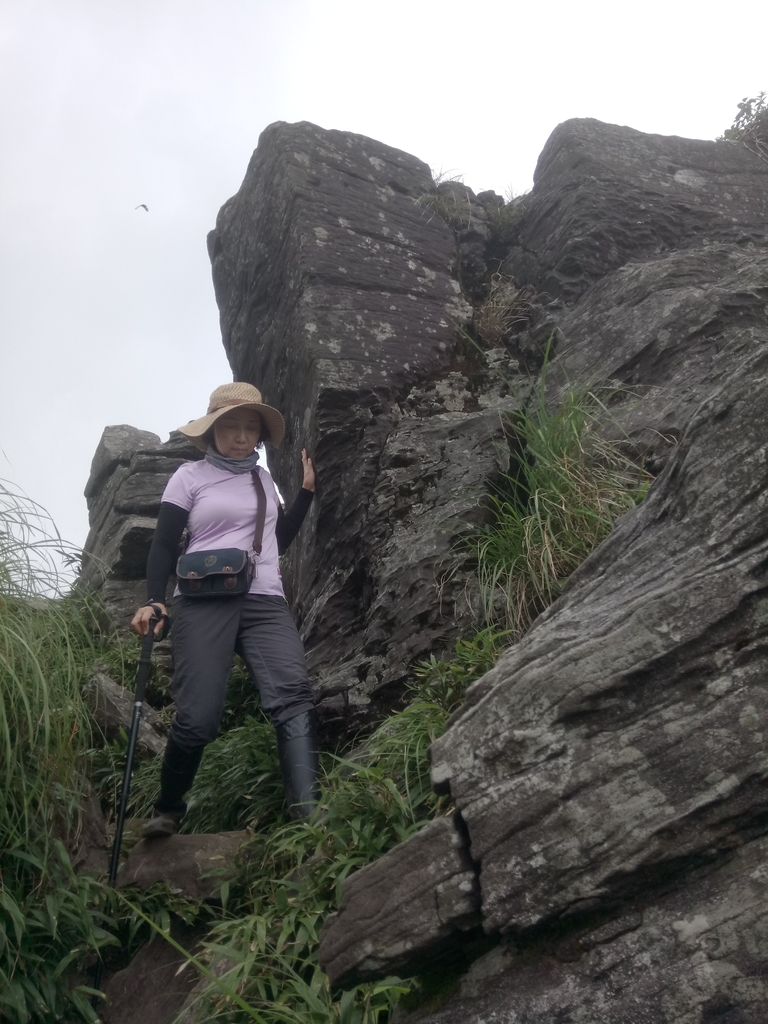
[{"x1": 91, "y1": 604, "x2": 167, "y2": 1006}]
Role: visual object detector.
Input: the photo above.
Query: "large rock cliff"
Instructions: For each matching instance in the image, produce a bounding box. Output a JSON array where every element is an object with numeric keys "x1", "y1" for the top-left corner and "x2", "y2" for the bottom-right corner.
[
  {"x1": 81, "y1": 115, "x2": 768, "y2": 1021},
  {"x1": 317, "y1": 122, "x2": 768, "y2": 1022}
]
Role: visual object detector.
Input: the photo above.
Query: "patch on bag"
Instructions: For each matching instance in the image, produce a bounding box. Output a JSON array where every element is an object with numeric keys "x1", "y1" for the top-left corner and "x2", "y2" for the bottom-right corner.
[{"x1": 205, "y1": 555, "x2": 217, "y2": 567}]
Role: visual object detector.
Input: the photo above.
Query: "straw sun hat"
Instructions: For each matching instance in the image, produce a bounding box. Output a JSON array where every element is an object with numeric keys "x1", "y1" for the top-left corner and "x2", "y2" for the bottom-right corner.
[{"x1": 178, "y1": 383, "x2": 286, "y2": 451}]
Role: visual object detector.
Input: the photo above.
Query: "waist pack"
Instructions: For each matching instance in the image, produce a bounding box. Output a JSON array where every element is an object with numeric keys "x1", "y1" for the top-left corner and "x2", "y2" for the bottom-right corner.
[
  {"x1": 176, "y1": 547, "x2": 253, "y2": 596},
  {"x1": 176, "y1": 469, "x2": 267, "y2": 598}
]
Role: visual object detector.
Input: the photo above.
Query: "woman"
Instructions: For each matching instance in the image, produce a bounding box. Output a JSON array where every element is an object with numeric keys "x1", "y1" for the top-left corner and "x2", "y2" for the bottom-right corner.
[{"x1": 131, "y1": 382, "x2": 319, "y2": 838}]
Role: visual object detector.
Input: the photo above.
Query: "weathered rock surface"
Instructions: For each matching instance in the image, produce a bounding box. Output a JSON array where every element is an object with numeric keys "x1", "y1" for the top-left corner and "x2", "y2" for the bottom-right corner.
[
  {"x1": 320, "y1": 814, "x2": 481, "y2": 986},
  {"x1": 548, "y1": 243, "x2": 768, "y2": 470},
  {"x1": 87, "y1": 669, "x2": 168, "y2": 757},
  {"x1": 505, "y1": 117, "x2": 768, "y2": 304},
  {"x1": 81, "y1": 427, "x2": 203, "y2": 628},
  {"x1": 430, "y1": 343, "x2": 768, "y2": 935},
  {"x1": 83, "y1": 115, "x2": 768, "y2": 1021},
  {"x1": 394, "y1": 833, "x2": 768, "y2": 1023},
  {"x1": 116, "y1": 831, "x2": 247, "y2": 900}
]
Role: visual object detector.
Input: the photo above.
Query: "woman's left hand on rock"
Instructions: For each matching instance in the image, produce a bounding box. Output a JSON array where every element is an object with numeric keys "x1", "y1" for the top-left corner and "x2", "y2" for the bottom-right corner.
[{"x1": 302, "y1": 449, "x2": 315, "y2": 492}]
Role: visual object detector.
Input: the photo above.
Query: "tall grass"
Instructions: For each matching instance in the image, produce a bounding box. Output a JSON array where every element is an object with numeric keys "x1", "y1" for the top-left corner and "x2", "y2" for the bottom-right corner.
[
  {"x1": 472, "y1": 387, "x2": 649, "y2": 638},
  {"x1": 0, "y1": 479, "x2": 83, "y2": 596},
  {"x1": 0, "y1": 482, "x2": 112, "y2": 1022}
]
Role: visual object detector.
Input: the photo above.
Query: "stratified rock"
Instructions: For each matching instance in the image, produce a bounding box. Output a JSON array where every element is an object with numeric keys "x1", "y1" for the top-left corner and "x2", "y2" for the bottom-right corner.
[
  {"x1": 505, "y1": 117, "x2": 768, "y2": 303},
  {"x1": 116, "y1": 832, "x2": 247, "y2": 901},
  {"x1": 393, "y1": 833, "x2": 768, "y2": 1024},
  {"x1": 549, "y1": 244, "x2": 768, "y2": 470},
  {"x1": 208, "y1": 120, "x2": 524, "y2": 730},
  {"x1": 81, "y1": 429, "x2": 203, "y2": 627},
  {"x1": 319, "y1": 815, "x2": 481, "y2": 986},
  {"x1": 87, "y1": 669, "x2": 168, "y2": 757}
]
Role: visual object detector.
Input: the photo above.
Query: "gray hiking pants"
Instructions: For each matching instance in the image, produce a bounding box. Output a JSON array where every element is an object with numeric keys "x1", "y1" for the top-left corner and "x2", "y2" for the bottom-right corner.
[{"x1": 169, "y1": 594, "x2": 315, "y2": 750}]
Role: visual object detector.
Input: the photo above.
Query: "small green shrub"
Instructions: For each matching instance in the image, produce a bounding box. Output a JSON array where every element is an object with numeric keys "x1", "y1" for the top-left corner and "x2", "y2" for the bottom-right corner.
[
  {"x1": 413, "y1": 627, "x2": 512, "y2": 714},
  {"x1": 0, "y1": 840, "x2": 113, "y2": 1023},
  {"x1": 718, "y1": 91, "x2": 768, "y2": 156},
  {"x1": 483, "y1": 191, "x2": 527, "y2": 245}
]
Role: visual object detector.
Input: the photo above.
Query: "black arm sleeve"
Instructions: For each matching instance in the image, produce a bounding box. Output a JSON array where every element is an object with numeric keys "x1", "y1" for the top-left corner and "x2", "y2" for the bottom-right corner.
[
  {"x1": 275, "y1": 488, "x2": 314, "y2": 555},
  {"x1": 145, "y1": 502, "x2": 189, "y2": 602}
]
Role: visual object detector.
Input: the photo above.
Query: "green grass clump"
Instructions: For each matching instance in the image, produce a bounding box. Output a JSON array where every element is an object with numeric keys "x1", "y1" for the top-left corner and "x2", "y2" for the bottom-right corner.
[{"x1": 473, "y1": 387, "x2": 649, "y2": 639}]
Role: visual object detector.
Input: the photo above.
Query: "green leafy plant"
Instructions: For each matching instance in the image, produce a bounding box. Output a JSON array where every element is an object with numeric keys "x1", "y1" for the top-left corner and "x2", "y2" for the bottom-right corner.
[
  {"x1": 416, "y1": 178, "x2": 474, "y2": 232},
  {"x1": 483, "y1": 189, "x2": 528, "y2": 246},
  {"x1": 718, "y1": 91, "x2": 768, "y2": 159},
  {"x1": 413, "y1": 627, "x2": 512, "y2": 714}
]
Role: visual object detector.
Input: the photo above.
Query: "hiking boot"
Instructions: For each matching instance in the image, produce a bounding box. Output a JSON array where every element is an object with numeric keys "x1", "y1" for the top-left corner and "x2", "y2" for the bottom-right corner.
[
  {"x1": 140, "y1": 810, "x2": 183, "y2": 839},
  {"x1": 276, "y1": 710, "x2": 320, "y2": 821}
]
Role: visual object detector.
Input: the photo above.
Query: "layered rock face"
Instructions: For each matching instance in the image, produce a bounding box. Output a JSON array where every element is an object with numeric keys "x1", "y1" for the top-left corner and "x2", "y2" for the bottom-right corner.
[{"x1": 318, "y1": 124, "x2": 768, "y2": 1022}]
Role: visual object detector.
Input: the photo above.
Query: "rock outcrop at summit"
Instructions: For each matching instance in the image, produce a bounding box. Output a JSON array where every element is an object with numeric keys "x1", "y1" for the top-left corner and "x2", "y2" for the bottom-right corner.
[
  {"x1": 318, "y1": 121, "x2": 768, "y2": 1022},
  {"x1": 504, "y1": 118, "x2": 768, "y2": 304}
]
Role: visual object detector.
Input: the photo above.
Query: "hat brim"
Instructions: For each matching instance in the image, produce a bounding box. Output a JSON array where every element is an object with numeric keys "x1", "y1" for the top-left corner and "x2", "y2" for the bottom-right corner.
[{"x1": 178, "y1": 401, "x2": 285, "y2": 450}]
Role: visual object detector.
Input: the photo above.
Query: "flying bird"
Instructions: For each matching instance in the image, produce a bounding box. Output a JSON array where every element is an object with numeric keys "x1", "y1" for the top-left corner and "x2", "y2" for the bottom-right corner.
[{"x1": 135, "y1": 204, "x2": 148, "y2": 212}]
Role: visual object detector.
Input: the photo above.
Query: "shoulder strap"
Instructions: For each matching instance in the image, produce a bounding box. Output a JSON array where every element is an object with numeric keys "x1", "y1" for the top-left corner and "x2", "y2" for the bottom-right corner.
[{"x1": 251, "y1": 469, "x2": 267, "y2": 556}]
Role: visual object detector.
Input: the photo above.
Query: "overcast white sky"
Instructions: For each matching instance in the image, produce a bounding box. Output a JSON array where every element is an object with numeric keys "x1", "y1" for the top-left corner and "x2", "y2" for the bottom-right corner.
[{"x1": 1, "y1": 0, "x2": 766, "y2": 557}]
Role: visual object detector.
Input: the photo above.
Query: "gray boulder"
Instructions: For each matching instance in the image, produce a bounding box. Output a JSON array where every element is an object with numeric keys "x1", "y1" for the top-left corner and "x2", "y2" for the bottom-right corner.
[
  {"x1": 320, "y1": 814, "x2": 481, "y2": 986},
  {"x1": 393, "y1": 832, "x2": 768, "y2": 1023},
  {"x1": 316, "y1": 119, "x2": 768, "y2": 1023},
  {"x1": 430, "y1": 341, "x2": 768, "y2": 936},
  {"x1": 549, "y1": 243, "x2": 768, "y2": 471},
  {"x1": 101, "y1": 921, "x2": 204, "y2": 1024},
  {"x1": 81, "y1": 428, "x2": 203, "y2": 627},
  {"x1": 116, "y1": 831, "x2": 248, "y2": 901}
]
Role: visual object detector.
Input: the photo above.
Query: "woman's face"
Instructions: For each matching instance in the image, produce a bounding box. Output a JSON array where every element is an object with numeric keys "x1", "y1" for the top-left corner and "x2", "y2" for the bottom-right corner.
[{"x1": 213, "y1": 407, "x2": 262, "y2": 459}]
